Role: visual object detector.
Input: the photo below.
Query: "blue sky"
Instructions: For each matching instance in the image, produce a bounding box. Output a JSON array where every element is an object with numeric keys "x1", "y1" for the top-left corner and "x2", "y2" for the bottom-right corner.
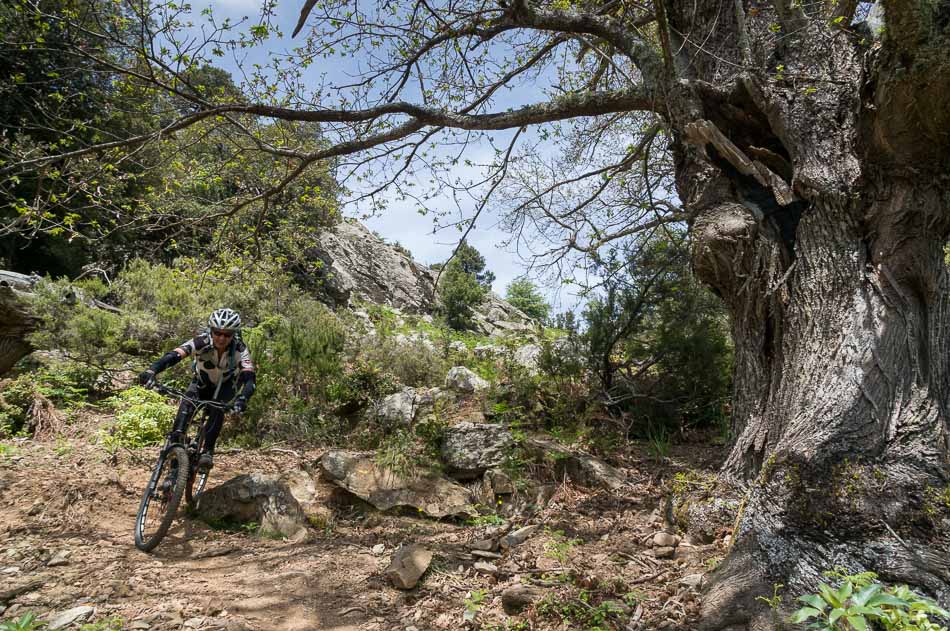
[{"x1": 184, "y1": 0, "x2": 591, "y2": 312}]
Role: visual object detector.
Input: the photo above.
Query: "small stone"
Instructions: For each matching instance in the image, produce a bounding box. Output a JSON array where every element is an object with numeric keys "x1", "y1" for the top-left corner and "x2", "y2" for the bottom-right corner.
[
  {"x1": 653, "y1": 532, "x2": 679, "y2": 547},
  {"x1": 1, "y1": 566, "x2": 20, "y2": 574},
  {"x1": 471, "y1": 550, "x2": 501, "y2": 559},
  {"x1": 473, "y1": 561, "x2": 498, "y2": 575},
  {"x1": 47, "y1": 605, "x2": 95, "y2": 630},
  {"x1": 385, "y1": 545, "x2": 433, "y2": 590},
  {"x1": 129, "y1": 621, "x2": 151, "y2": 630},
  {"x1": 470, "y1": 538, "x2": 495, "y2": 551},
  {"x1": 183, "y1": 617, "x2": 203, "y2": 628},
  {"x1": 47, "y1": 551, "x2": 70, "y2": 567},
  {"x1": 679, "y1": 574, "x2": 704, "y2": 589},
  {"x1": 372, "y1": 544, "x2": 386, "y2": 555},
  {"x1": 500, "y1": 525, "x2": 540, "y2": 549},
  {"x1": 653, "y1": 546, "x2": 675, "y2": 559}
]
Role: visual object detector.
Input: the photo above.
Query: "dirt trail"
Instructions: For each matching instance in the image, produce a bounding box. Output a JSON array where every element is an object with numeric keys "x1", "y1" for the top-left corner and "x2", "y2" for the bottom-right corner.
[{"x1": 0, "y1": 436, "x2": 728, "y2": 630}]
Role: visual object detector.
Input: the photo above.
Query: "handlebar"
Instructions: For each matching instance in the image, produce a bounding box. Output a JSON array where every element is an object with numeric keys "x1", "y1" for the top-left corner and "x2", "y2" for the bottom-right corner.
[{"x1": 151, "y1": 381, "x2": 233, "y2": 411}]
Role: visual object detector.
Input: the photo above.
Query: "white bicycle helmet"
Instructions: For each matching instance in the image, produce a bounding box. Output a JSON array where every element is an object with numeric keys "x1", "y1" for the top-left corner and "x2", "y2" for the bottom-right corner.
[{"x1": 208, "y1": 308, "x2": 242, "y2": 332}]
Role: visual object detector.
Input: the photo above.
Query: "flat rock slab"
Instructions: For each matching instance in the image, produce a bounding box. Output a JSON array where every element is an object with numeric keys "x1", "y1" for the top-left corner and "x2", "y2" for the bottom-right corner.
[
  {"x1": 320, "y1": 451, "x2": 474, "y2": 518},
  {"x1": 47, "y1": 605, "x2": 95, "y2": 630}
]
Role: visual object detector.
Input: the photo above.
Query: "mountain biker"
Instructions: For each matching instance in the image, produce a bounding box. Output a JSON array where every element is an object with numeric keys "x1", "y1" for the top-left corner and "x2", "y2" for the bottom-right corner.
[{"x1": 137, "y1": 308, "x2": 256, "y2": 472}]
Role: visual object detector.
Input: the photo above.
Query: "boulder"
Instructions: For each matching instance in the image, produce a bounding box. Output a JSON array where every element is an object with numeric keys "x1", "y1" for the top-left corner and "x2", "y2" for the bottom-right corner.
[
  {"x1": 512, "y1": 344, "x2": 542, "y2": 372},
  {"x1": 320, "y1": 451, "x2": 474, "y2": 518},
  {"x1": 675, "y1": 497, "x2": 740, "y2": 544},
  {"x1": 445, "y1": 367, "x2": 490, "y2": 393},
  {"x1": 370, "y1": 388, "x2": 417, "y2": 427},
  {"x1": 522, "y1": 437, "x2": 626, "y2": 490},
  {"x1": 279, "y1": 468, "x2": 335, "y2": 527},
  {"x1": 365, "y1": 387, "x2": 448, "y2": 427},
  {"x1": 653, "y1": 532, "x2": 680, "y2": 547},
  {"x1": 385, "y1": 544, "x2": 433, "y2": 589},
  {"x1": 485, "y1": 469, "x2": 515, "y2": 495},
  {"x1": 197, "y1": 473, "x2": 307, "y2": 538},
  {"x1": 441, "y1": 422, "x2": 514, "y2": 479}
]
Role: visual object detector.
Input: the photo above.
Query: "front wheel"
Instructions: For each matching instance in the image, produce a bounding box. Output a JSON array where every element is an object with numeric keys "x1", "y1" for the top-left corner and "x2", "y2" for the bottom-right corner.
[
  {"x1": 185, "y1": 467, "x2": 208, "y2": 507},
  {"x1": 134, "y1": 445, "x2": 188, "y2": 552}
]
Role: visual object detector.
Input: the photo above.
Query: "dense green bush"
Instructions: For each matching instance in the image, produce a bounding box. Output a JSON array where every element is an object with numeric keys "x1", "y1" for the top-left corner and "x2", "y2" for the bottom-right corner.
[
  {"x1": 233, "y1": 301, "x2": 346, "y2": 442},
  {"x1": 100, "y1": 386, "x2": 176, "y2": 450},
  {"x1": 28, "y1": 256, "x2": 308, "y2": 362},
  {"x1": 326, "y1": 361, "x2": 401, "y2": 415},
  {"x1": 583, "y1": 231, "x2": 733, "y2": 440}
]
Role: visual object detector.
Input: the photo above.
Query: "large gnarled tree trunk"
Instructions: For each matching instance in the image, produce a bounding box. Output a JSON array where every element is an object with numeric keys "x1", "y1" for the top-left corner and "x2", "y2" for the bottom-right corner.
[{"x1": 663, "y1": 1, "x2": 950, "y2": 627}]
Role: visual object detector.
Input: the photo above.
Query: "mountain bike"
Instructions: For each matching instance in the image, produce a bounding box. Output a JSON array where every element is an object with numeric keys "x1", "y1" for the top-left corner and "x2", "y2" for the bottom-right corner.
[{"x1": 133, "y1": 382, "x2": 231, "y2": 552}]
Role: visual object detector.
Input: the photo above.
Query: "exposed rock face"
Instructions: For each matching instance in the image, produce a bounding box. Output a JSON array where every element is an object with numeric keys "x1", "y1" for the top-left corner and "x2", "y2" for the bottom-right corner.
[
  {"x1": 306, "y1": 220, "x2": 536, "y2": 334},
  {"x1": 319, "y1": 451, "x2": 473, "y2": 518},
  {"x1": 197, "y1": 473, "x2": 308, "y2": 538},
  {"x1": 308, "y1": 220, "x2": 436, "y2": 313},
  {"x1": 441, "y1": 422, "x2": 513, "y2": 479}
]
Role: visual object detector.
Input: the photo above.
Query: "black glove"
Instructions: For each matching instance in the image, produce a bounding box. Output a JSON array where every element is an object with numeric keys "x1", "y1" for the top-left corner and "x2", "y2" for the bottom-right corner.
[
  {"x1": 232, "y1": 397, "x2": 247, "y2": 414},
  {"x1": 138, "y1": 369, "x2": 156, "y2": 388}
]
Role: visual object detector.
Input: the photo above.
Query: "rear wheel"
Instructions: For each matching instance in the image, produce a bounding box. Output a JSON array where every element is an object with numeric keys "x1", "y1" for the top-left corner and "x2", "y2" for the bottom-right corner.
[{"x1": 134, "y1": 445, "x2": 188, "y2": 552}]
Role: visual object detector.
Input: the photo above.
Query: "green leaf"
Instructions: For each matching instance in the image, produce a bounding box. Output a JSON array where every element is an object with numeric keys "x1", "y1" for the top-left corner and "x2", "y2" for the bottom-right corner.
[
  {"x1": 829, "y1": 608, "x2": 847, "y2": 624},
  {"x1": 789, "y1": 607, "x2": 822, "y2": 623},
  {"x1": 799, "y1": 594, "x2": 827, "y2": 610},
  {"x1": 819, "y1": 584, "x2": 842, "y2": 608},
  {"x1": 846, "y1": 615, "x2": 868, "y2": 631},
  {"x1": 852, "y1": 584, "x2": 881, "y2": 607},
  {"x1": 837, "y1": 580, "x2": 854, "y2": 603}
]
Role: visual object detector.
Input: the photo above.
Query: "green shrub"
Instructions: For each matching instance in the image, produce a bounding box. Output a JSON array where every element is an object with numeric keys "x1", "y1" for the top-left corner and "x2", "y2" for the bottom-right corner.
[
  {"x1": 791, "y1": 569, "x2": 949, "y2": 631},
  {"x1": 375, "y1": 429, "x2": 418, "y2": 480},
  {"x1": 358, "y1": 337, "x2": 448, "y2": 388},
  {"x1": 0, "y1": 376, "x2": 35, "y2": 436},
  {"x1": 100, "y1": 386, "x2": 176, "y2": 450},
  {"x1": 0, "y1": 613, "x2": 45, "y2": 631},
  {"x1": 327, "y1": 362, "x2": 400, "y2": 414}
]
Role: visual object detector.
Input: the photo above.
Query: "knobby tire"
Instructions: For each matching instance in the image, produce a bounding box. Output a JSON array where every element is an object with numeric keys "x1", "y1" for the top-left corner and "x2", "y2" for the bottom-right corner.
[{"x1": 134, "y1": 445, "x2": 188, "y2": 552}]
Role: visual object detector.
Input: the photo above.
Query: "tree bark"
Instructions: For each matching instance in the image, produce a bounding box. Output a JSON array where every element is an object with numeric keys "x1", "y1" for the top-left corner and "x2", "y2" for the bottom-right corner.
[{"x1": 662, "y1": 1, "x2": 950, "y2": 627}]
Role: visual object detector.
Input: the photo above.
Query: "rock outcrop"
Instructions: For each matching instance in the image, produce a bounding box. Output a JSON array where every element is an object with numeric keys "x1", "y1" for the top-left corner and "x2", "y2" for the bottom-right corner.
[
  {"x1": 308, "y1": 220, "x2": 437, "y2": 313},
  {"x1": 306, "y1": 219, "x2": 536, "y2": 334}
]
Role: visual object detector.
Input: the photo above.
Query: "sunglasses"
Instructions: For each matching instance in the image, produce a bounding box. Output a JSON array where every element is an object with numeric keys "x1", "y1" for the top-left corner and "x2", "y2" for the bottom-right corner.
[{"x1": 211, "y1": 329, "x2": 234, "y2": 339}]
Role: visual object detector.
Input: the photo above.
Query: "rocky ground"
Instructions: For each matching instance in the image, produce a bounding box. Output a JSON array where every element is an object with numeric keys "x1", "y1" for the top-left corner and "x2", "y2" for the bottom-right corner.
[{"x1": 0, "y1": 430, "x2": 730, "y2": 631}]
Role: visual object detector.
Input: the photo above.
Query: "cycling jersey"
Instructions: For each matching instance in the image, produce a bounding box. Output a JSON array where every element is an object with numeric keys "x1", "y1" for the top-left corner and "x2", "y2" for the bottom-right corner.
[{"x1": 175, "y1": 333, "x2": 254, "y2": 397}]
